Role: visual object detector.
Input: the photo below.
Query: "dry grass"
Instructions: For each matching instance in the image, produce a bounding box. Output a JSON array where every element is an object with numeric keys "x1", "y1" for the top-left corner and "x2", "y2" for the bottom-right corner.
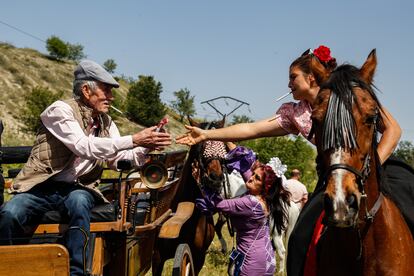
[{"x1": 0, "y1": 42, "x2": 194, "y2": 149}]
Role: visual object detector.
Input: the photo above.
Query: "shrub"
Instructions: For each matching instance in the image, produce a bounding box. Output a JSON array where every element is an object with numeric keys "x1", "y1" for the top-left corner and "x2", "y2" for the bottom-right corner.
[
  {"x1": 170, "y1": 88, "x2": 196, "y2": 122},
  {"x1": 103, "y1": 59, "x2": 117, "y2": 74},
  {"x1": 46, "y1": 35, "x2": 69, "y2": 60},
  {"x1": 67, "y1": 43, "x2": 86, "y2": 62},
  {"x1": 126, "y1": 75, "x2": 166, "y2": 126},
  {"x1": 20, "y1": 87, "x2": 64, "y2": 133}
]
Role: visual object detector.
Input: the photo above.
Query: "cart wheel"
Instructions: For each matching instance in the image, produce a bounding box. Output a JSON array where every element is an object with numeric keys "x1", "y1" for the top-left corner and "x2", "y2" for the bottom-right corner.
[{"x1": 172, "y1": 243, "x2": 195, "y2": 276}]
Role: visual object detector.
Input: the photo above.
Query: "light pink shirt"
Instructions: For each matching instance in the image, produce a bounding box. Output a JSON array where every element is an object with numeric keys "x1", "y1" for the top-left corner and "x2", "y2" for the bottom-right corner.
[
  {"x1": 285, "y1": 178, "x2": 308, "y2": 208},
  {"x1": 41, "y1": 100, "x2": 149, "y2": 183},
  {"x1": 275, "y1": 100, "x2": 313, "y2": 140}
]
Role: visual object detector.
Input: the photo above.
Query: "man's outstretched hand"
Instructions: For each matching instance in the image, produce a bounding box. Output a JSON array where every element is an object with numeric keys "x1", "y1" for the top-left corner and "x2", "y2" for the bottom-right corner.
[{"x1": 132, "y1": 126, "x2": 172, "y2": 151}]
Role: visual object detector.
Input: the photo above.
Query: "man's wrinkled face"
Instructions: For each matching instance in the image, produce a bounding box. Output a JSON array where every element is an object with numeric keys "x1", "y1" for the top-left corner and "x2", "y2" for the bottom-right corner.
[{"x1": 83, "y1": 82, "x2": 114, "y2": 114}]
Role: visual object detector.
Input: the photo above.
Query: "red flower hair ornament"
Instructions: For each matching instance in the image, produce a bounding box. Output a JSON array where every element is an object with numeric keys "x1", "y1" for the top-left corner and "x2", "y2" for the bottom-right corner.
[{"x1": 312, "y1": 45, "x2": 332, "y2": 63}]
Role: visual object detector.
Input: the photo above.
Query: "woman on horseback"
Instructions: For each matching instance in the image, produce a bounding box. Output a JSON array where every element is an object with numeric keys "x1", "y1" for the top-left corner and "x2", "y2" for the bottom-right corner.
[{"x1": 177, "y1": 45, "x2": 413, "y2": 276}]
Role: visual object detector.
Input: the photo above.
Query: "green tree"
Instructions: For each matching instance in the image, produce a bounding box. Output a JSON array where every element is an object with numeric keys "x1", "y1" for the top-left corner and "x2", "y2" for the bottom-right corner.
[
  {"x1": 231, "y1": 114, "x2": 254, "y2": 125},
  {"x1": 394, "y1": 140, "x2": 414, "y2": 167},
  {"x1": 126, "y1": 75, "x2": 166, "y2": 126},
  {"x1": 240, "y1": 136, "x2": 317, "y2": 191},
  {"x1": 20, "y1": 87, "x2": 64, "y2": 133},
  {"x1": 67, "y1": 43, "x2": 86, "y2": 62},
  {"x1": 46, "y1": 35, "x2": 69, "y2": 60},
  {"x1": 103, "y1": 59, "x2": 117, "y2": 74},
  {"x1": 170, "y1": 88, "x2": 196, "y2": 122}
]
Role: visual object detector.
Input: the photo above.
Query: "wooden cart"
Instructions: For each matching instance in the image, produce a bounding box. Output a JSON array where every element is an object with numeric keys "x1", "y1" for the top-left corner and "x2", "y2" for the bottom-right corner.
[{"x1": 0, "y1": 144, "x2": 194, "y2": 276}]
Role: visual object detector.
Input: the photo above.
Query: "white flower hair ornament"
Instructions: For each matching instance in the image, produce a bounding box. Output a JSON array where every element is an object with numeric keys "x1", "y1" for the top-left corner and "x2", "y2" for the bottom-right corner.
[
  {"x1": 266, "y1": 157, "x2": 287, "y2": 177},
  {"x1": 266, "y1": 157, "x2": 289, "y2": 188}
]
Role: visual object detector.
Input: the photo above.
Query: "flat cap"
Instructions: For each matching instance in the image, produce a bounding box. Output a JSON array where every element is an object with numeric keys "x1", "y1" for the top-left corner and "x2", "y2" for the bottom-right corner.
[{"x1": 74, "y1": 60, "x2": 119, "y2": 88}]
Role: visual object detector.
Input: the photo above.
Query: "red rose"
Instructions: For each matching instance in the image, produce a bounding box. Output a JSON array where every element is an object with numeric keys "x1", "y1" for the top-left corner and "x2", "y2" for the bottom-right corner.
[{"x1": 313, "y1": 45, "x2": 332, "y2": 63}]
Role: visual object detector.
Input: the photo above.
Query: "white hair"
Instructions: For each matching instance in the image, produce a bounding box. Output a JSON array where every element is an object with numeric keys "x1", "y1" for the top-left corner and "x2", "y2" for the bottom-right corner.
[{"x1": 73, "y1": 80, "x2": 98, "y2": 100}]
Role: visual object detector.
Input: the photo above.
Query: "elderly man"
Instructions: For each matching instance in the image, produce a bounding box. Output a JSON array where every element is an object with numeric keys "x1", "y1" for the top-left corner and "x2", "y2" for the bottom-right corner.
[{"x1": 0, "y1": 60, "x2": 171, "y2": 276}]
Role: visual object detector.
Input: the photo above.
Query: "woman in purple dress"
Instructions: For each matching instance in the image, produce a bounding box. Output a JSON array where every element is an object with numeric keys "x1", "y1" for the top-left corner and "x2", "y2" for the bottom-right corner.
[{"x1": 198, "y1": 160, "x2": 290, "y2": 276}]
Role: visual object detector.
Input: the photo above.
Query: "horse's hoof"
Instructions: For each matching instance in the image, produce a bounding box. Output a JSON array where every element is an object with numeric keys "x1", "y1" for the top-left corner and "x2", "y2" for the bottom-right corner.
[{"x1": 219, "y1": 238, "x2": 227, "y2": 253}]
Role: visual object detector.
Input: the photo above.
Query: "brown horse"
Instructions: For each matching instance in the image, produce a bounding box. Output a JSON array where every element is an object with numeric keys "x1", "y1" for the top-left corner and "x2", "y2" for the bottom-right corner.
[
  {"x1": 311, "y1": 50, "x2": 414, "y2": 276},
  {"x1": 152, "y1": 117, "x2": 226, "y2": 275}
]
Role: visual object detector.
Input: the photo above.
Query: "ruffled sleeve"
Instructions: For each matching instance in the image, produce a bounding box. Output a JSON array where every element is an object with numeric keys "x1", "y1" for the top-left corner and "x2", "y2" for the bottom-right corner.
[
  {"x1": 275, "y1": 100, "x2": 313, "y2": 139},
  {"x1": 225, "y1": 146, "x2": 257, "y2": 181}
]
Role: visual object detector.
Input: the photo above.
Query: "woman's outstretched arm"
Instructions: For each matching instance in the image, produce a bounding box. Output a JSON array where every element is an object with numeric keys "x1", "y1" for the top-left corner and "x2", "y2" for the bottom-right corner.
[{"x1": 176, "y1": 116, "x2": 289, "y2": 146}]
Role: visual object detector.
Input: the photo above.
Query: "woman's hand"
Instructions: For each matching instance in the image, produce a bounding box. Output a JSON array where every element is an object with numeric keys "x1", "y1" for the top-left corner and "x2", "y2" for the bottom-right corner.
[
  {"x1": 175, "y1": 125, "x2": 206, "y2": 146},
  {"x1": 132, "y1": 126, "x2": 172, "y2": 151}
]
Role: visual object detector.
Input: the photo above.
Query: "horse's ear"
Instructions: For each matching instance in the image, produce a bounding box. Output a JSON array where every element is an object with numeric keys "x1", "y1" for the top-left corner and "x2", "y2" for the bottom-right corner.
[
  {"x1": 187, "y1": 116, "x2": 199, "y2": 127},
  {"x1": 217, "y1": 115, "x2": 226, "y2": 128},
  {"x1": 360, "y1": 49, "x2": 377, "y2": 84},
  {"x1": 310, "y1": 57, "x2": 330, "y2": 85}
]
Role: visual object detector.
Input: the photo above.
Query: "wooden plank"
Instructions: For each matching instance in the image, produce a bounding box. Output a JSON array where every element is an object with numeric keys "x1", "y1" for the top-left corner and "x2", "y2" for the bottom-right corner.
[
  {"x1": 158, "y1": 201, "x2": 194, "y2": 239},
  {"x1": 91, "y1": 236, "x2": 104, "y2": 276},
  {"x1": 34, "y1": 221, "x2": 122, "y2": 234},
  {"x1": 134, "y1": 209, "x2": 172, "y2": 234},
  {"x1": 0, "y1": 244, "x2": 69, "y2": 276},
  {"x1": 126, "y1": 233, "x2": 154, "y2": 276}
]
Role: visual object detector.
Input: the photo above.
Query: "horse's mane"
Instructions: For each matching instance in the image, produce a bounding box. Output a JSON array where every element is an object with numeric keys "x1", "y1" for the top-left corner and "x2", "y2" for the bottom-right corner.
[{"x1": 320, "y1": 64, "x2": 382, "y2": 151}]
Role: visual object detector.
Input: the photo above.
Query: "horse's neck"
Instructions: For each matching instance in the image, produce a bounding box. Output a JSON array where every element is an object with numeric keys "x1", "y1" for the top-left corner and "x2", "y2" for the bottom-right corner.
[
  {"x1": 176, "y1": 148, "x2": 201, "y2": 202},
  {"x1": 223, "y1": 171, "x2": 247, "y2": 198}
]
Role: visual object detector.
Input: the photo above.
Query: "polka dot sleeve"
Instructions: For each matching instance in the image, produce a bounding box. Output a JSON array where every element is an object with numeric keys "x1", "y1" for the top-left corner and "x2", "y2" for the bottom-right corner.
[{"x1": 275, "y1": 100, "x2": 313, "y2": 139}]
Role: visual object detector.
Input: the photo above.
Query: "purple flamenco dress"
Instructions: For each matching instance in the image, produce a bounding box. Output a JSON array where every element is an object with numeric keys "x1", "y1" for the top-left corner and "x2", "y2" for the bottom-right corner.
[{"x1": 200, "y1": 192, "x2": 276, "y2": 275}]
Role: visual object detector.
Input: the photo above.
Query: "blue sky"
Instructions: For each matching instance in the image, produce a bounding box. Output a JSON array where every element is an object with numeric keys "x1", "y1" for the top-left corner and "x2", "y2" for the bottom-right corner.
[{"x1": 1, "y1": 1, "x2": 414, "y2": 142}]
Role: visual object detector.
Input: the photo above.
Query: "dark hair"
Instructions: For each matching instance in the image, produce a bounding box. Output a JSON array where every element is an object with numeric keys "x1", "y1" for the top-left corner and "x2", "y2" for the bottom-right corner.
[
  {"x1": 290, "y1": 48, "x2": 338, "y2": 86},
  {"x1": 319, "y1": 64, "x2": 383, "y2": 151},
  {"x1": 251, "y1": 161, "x2": 291, "y2": 235}
]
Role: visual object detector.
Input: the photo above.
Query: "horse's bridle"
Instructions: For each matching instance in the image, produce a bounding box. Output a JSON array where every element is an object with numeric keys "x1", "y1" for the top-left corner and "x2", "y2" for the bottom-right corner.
[
  {"x1": 323, "y1": 153, "x2": 383, "y2": 224},
  {"x1": 321, "y1": 108, "x2": 383, "y2": 224},
  {"x1": 198, "y1": 155, "x2": 225, "y2": 189}
]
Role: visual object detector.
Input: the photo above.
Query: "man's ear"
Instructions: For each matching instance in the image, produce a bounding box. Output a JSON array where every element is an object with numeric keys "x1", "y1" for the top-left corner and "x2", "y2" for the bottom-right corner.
[{"x1": 81, "y1": 84, "x2": 91, "y2": 100}]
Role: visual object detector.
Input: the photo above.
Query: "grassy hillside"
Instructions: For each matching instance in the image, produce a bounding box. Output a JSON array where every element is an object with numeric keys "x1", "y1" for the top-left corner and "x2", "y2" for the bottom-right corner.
[{"x1": 0, "y1": 42, "x2": 187, "y2": 151}]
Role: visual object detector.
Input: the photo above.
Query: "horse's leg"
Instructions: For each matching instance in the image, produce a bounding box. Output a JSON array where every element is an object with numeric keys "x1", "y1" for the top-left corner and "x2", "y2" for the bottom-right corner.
[
  {"x1": 285, "y1": 202, "x2": 300, "y2": 243},
  {"x1": 275, "y1": 204, "x2": 299, "y2": 275},
  {"x1": 214, "y1": 212, "x2": 228, "y2": 253},
  {"x1": 273, "y1": 233, "x2": 286, "y2": 274},
  {"x1": 193, "y1": 214, "x2": 215, "y2": 274}
]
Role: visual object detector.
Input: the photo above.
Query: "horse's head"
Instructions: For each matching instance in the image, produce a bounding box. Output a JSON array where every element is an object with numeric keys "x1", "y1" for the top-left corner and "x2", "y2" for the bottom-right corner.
[
  {"x1": 312, "y1": 50, "x2": 382, "y2": 227},
  {"x1": 188, "y1": 116, "x2": 227, "y2": 191}
]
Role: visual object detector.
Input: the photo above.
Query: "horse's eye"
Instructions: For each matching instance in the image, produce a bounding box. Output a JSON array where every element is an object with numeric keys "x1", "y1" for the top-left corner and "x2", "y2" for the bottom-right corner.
[{"x1": 365, "y1": 115, "x2": 377, "y2": 125}]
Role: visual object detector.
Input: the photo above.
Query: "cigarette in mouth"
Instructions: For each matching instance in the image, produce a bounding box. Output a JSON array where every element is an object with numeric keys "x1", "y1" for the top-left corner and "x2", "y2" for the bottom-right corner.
[{"x1": 275, "y1": 91, "x2": 292, "y2": 102}]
